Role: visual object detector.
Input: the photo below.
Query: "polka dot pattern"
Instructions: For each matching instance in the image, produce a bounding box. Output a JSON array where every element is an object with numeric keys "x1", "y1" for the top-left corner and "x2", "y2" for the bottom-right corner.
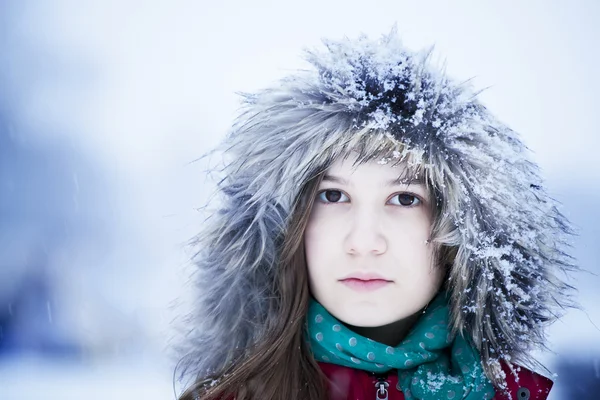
[{"x1": 307, "y1": 291, "x2": 496, "y2": 400}]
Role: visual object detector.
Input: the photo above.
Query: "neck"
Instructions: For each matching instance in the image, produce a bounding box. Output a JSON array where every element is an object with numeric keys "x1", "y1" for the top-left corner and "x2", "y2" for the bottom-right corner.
[{"x1": 341, "y1": 309, "x2": 424, "y2": 347}]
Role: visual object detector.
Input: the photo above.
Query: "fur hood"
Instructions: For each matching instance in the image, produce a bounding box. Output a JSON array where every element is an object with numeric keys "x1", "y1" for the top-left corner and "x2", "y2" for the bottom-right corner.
[{"x1": 175, "y1": 27, "x2": 577, "y2": 386}]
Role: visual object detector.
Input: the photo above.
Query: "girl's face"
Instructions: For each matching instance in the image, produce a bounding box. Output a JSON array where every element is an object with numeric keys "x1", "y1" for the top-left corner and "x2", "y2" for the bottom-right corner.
[{"x1": 304, "y1": 154, "x2": 445, "y2": 328}]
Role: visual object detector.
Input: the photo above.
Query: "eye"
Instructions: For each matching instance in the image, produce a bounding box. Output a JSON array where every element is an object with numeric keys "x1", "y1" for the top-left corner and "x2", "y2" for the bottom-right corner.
[
  {"x1": 317, "y1": 190, "x2": 349, "y2": 204},
  {"x1": 388, "y1": 193, "x2": 422, "y2": 207}
]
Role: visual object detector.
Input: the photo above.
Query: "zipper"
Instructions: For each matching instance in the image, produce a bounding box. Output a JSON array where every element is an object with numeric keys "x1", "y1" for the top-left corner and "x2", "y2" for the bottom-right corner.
[{"x1": 372, "y1": 373, "x2": 390, "y2": 400}]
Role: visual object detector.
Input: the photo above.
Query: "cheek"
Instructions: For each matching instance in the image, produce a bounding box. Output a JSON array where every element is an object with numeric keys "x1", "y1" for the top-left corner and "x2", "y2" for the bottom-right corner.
[
  {"x1": 304, "y1": 213, "x2": 344, "y2": 296},
  {"x1": 304, "y1": 208, "x2": 336, "y2": 249},
  {"x1": 390, "y1": 216, "x2": 432, "y2": 253},
  {"x1": 390, "y1": 222, "x2": 439, "y2": 284}
]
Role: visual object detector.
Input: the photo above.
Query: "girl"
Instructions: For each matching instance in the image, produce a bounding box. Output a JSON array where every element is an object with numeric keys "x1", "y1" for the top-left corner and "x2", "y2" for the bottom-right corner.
[{"x1": 174, "y1": 27, "x2": 577, "y2": 400}]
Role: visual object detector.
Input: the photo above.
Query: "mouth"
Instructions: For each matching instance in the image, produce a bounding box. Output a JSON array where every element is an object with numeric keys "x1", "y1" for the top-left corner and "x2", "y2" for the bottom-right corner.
[{"x1": 339, "y1": 278, "x2": 392, "y2": 292}]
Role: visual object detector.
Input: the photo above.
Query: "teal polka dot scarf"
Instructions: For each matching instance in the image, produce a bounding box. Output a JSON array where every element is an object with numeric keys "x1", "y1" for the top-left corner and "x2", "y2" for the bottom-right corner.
[{"x1": 307, "y1": 291, "x2": 495, "y2": 400}]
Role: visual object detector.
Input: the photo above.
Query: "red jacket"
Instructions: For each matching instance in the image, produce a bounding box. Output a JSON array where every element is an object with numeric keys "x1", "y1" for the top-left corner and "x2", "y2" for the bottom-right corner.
[{"x1": 319, "y1": 361, "x2": 552, "y2": 400}]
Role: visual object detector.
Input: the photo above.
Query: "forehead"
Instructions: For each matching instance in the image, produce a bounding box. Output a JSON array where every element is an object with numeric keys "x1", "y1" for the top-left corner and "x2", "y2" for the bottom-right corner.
[{"x1": 325, "y1": 151, "x2": 425, "y2": 185}]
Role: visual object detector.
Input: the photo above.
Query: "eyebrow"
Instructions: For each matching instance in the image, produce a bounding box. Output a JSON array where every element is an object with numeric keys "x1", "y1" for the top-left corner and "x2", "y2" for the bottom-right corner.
[{"x1": 322, "y1": 174, "x2": 425, "y2": 187}]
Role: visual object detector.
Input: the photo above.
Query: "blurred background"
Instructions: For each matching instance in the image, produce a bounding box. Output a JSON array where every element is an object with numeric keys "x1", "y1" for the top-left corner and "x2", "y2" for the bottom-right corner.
[{"x1": 0, "y1": 1, "x2": 598, "y2": 399}]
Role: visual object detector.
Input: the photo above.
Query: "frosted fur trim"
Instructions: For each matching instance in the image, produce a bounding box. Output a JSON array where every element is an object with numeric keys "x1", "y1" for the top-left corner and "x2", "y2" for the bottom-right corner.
[{"x1": 173, "y1": 26, "x2": 577, "y2": 387}]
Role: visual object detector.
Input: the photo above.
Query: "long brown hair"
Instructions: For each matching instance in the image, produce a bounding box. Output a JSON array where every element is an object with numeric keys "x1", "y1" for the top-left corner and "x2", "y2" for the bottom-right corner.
[
  {"x1": 178, "y1": 170, "x2": 329, "y2": 400},
  {"x1": 178, "y1": 145, "x2": 456, "y2": 400}
]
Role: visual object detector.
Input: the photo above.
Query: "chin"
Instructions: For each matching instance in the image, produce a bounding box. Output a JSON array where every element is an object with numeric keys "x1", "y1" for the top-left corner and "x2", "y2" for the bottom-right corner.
[{"x1": 331, "y1": 302, "x2": 407, "y2": 327}]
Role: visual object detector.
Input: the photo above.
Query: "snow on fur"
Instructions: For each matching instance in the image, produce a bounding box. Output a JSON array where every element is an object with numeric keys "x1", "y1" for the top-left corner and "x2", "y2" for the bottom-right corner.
[{"x1": 173, "y1": 25, "x2": 578, "y2": 388}]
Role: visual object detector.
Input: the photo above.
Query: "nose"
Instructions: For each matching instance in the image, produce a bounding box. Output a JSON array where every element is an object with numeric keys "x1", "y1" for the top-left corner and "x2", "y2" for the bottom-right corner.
[{"x1": 344, "y1": 210, "x2": 387, "y2": 256}]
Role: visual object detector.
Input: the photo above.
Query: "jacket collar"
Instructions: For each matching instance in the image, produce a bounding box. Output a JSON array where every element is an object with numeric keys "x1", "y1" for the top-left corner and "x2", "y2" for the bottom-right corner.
[{"x1": 318, "y1": 361, "x2": 552, "y2": 400}]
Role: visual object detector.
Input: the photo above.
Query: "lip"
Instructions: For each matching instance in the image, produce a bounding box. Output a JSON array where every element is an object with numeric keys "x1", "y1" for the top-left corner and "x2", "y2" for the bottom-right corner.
[
  {"x1": 339, "y1": 272, "x2": 393, "y2": 292},
  {"x1": 340, "y1": 272, "x2": 392, "y2": 281},
  {"x1": 340, "y1": 278, "x2": 391, "y2": 292}
]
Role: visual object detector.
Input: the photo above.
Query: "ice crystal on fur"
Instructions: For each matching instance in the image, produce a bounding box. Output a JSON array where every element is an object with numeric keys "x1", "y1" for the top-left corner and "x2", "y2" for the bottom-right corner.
[{"x1": 173, "y1": 25, "x2": 578, "y2": 390}]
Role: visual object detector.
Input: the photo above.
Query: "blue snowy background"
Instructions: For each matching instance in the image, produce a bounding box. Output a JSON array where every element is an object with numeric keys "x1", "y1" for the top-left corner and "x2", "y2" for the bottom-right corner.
[{"x1": 0, "y1": 1, "x2": 598, "y2": 399}]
